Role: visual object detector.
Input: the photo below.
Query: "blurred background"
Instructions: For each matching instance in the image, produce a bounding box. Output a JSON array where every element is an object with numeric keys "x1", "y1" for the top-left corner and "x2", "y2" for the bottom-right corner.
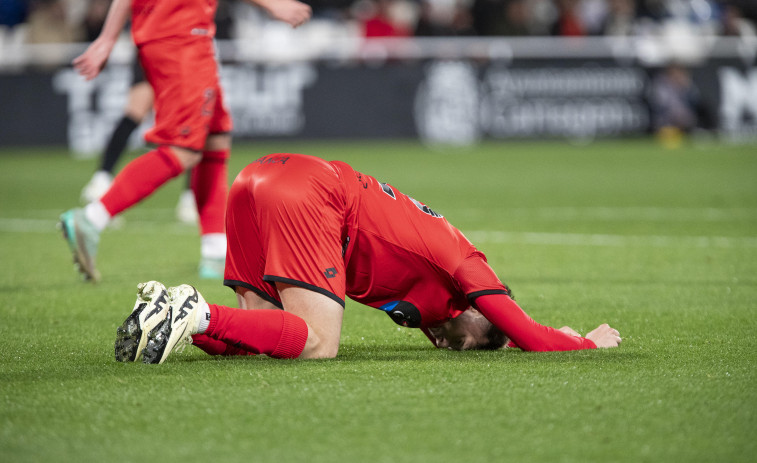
[{"x1": 1, "y1": 0, "x2": 756, "y2": 153}]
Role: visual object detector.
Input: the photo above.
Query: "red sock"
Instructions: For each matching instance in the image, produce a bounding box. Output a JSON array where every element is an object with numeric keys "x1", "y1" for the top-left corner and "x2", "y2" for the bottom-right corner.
[
  {"x1": 191, "y1": 149, "x2": 229, "y2": 235},
  {"x1": 191, "y1": 334, "x2": 255, "y2": 356},
  {"x1": 204, "y1": 304, "x2": 308, "y2": 358},
  {"x1": 100, "y1": 146, "x2": 184, "y2": 216}
]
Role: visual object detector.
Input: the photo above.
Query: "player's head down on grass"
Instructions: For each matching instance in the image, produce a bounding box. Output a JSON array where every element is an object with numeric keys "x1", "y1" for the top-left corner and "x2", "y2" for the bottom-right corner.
[
  {"x1": 113, "y1": 153, "x2": 620, "y2": 364},
  {"x1": 427, "y1": 308, "x2": 509, "y2": 351}
]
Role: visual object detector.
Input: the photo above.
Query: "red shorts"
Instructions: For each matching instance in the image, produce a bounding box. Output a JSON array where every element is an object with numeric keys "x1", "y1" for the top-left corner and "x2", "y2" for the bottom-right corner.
[
  {"x1": 223, "y1": 154, "x2": 350, "y2": 307},
  {"x1": 138, "y1": 36, "x2": 232, "y2": 151}
]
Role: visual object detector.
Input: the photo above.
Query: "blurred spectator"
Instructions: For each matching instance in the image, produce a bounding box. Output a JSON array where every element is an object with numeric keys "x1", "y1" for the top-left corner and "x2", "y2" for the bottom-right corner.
[
  {"x1": 550, "y1": 0, "x2": 586, "y2": 36},
  {"x1": 26, "y1": 0, "x2": 83, "y2": 43},
  {"x1": 82, "y1": 0, "x2": 109, "y2": 42},
  {"x1": 600, "y1": 0, "x2": 637, "y2": 35},
  {"x1": 730, "y1": 0, "x2": 757, "y2": 26},
  {"x1": 472, "y1": 0, "x2": 532, "y2": 36},
  {"x1": 650, "y1": 63, "x2": 703, "y2": 135},
  {"x1": 308, "y1": 0, "x2": 354, "y2": 21},
  {"x1": 719, "y1": 3, "x2": 756, "y2": 37},
  {"x1": 637, "y1": 0, "x2": 670, "y2": 22},
  {"x1": 577, "y1": 0, "x2": 609, "y2": 35},
  {"x1": 8, "y1": 0, "x2": 757, "y2": 44},
  {"x1": 415, "y1": 0, "x2": 474, "y2": 36},
  {"x1": 0, "y1": 0, "x2": 28, "y2": 28},
  {"x1": 357, "y1": 0, "x2": 411, "y2": 37},
  {"x1": 471, "y1": 0, "x2": 504, "y2": 36},
  {"x1": 498, "y1": 0, "x2": 532, "y2": 35}
]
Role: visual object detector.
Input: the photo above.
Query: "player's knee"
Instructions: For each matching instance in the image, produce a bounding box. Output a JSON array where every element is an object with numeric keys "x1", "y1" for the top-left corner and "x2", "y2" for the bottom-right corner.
[
  {"x1": 316, "y1": 343, "x2": 339, "y2": 359},
  {"x1": 166, "y1": 145, "x2": 202, "y2": 169},
  {"x1": 205, "y1": 133, "x2": 231, "y2": 151},
  {"x1": 311, "y1": 347, "x2": 339, "y2": 359},
  {"x1": 300, "y1": 329, "x2": 339, "y2": 359}
]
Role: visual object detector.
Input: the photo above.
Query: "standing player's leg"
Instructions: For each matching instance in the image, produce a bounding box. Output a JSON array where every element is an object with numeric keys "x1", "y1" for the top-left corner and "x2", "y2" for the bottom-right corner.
[
  {"x1": 60, "y1": 37, "x2": 223, "y2": 282},
  {"x1": 60, "y1": 145, "x2": 198, "y2": 282},
  {"x1": 98, "y1": 146, "x2": 200, "y2": 219},
  {"x1": 189, "y1": 39, "x2": 232, "y2": 279},
  {"x1": 192, "y1": 133, "x2": 231, "y2": 279}
]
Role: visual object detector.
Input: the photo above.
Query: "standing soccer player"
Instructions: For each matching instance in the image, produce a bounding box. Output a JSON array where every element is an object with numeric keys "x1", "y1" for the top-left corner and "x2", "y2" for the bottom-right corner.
[
  {"x1": 113, "y1": 153, "x2": 621, "y2": 364},
  {"x1": 79, "y1": 59, "x2": 198, "y2": 226},
  {"x1": 60, "y1": 0, "x2": 312, "y2": 282}
]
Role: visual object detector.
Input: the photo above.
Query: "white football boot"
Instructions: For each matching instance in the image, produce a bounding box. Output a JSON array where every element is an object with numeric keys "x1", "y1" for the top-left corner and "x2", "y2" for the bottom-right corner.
[
  {"x1": 142, "y1": 284, "x2": 206, "y2": 364},
  {"x1": 114, "y1": 281, "x2": 170, "y2": 362}
]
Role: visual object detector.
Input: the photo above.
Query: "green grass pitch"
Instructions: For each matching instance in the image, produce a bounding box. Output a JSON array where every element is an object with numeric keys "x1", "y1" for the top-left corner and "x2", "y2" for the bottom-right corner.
[{"x1": 1, "y1": 139, "x2": 755, "y2": 462}]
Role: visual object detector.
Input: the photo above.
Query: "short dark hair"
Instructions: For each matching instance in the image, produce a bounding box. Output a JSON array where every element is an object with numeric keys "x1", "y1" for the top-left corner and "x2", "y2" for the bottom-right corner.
[{"x1": 477, "y1": 322, "x2": 508, "y2": 350}]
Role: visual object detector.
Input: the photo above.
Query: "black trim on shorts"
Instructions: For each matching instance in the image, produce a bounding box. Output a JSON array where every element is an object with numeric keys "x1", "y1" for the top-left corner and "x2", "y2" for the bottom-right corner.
[
  {"x1": 131, "y1": 60, "x2": 146, "y2": 85},
  {"x1": 466, "y1": 289, "x2": 512, "y2": 307},
  {"x1": 223, "y1": 279, "x2": 283, "y2": 309},
  {"x1": 263, "y1": 275, "x2": 346, "y2": 308}
]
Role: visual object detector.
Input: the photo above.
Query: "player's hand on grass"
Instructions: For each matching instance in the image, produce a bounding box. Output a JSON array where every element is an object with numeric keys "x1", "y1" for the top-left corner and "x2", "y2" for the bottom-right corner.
[
  {"x1": 259, "y1": 0, "x2": 312, "y2": 28},
  {"x1": 73, "y1": 37, "x2": 115, "y2": 80},
  {"x1": 585, "y1": 324, "x2": 622, "y2": 348}
]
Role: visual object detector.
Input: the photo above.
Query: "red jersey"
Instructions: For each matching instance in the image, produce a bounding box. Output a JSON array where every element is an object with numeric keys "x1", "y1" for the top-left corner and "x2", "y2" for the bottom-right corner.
[
  {"x1": 333, "y1": 161, "x2": 509, "y2": 328},
  {"x1": 131, "y1": 0, "x2": 217, "y2": 46},
  {"x1": 223, "y1": 154, "x2": 509, "y2": 329}
]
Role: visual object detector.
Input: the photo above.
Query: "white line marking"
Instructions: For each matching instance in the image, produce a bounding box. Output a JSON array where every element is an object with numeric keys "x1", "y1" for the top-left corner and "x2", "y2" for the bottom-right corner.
[
  {"x1": 2, "y1": 207, "x2": 756, "y2": 249},
  {"x1": 0, "y1": 217, "x2": 196, "y2": 234},
  {"x1": 449, "y1": 207, "x2": 757, "y2": 222},
  {"x1": 464, "y1": 230, "x2": 757, "y2": 248},
  {"x1": 0, "y1": 218, "x2": 60, "y2": 233}
]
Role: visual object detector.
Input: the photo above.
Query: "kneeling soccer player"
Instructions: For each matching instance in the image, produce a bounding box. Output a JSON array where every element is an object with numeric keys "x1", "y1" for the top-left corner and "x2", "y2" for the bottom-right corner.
[{"x1": 114, "y1": 153, "x2": 622, "y2": 364}]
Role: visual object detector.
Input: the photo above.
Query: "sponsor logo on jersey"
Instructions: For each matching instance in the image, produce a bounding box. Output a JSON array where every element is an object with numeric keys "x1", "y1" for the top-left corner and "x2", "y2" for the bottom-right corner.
[{"x1": 253, "y1": 154, "x2": 290, "y2": 165}]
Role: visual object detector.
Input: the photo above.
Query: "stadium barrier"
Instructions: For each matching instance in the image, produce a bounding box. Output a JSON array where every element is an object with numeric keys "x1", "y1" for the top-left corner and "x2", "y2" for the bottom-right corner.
[{"x1": 0, "y1": 36, "x2": 755, "y2": 152}]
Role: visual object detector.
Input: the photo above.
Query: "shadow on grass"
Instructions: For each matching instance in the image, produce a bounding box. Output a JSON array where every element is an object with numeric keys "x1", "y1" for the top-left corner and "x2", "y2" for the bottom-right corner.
[
  {"x1": 161, "y1": 343, "x2": 645, "y2": 365},
  {"x1": 1, "y1": 342, "x2": 646, "y2": 385}
]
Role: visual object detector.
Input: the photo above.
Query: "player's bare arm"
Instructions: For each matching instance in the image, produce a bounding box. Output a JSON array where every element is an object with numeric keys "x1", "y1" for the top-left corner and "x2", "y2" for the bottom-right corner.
[
  {"x1": 471, "y1": 292, "x2": 621, "y2": 351},
  {"x1": 249, "y1": 0, "x2": 313, "y2": 28},
  {"x1": 73, "y1": 0, "x2": 132, "y2": 80}
]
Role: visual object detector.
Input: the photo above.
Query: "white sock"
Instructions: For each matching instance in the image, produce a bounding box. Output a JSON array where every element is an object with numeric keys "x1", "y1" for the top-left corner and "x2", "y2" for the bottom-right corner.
[
  {"x1": 84, "y1": 201, "x2": 111, "y2": 232},
  {"x1": 201, "y1": 233, "x2": 226, "y2": 259},
  {"x1": 92, "y1": 170, "x2": 113, "y2": 183},
  {"x1": 197, "y1": 301, "x2": 211, "y2": 334}
]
